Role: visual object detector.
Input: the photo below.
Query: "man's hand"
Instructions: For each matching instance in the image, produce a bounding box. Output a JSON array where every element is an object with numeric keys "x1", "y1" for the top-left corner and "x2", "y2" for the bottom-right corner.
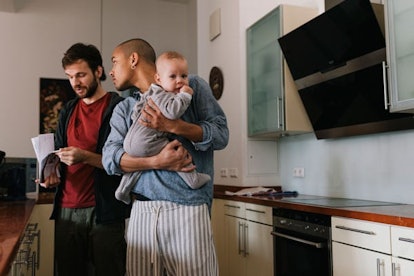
[
  {"x1": 37, "y1": 171, "x2": 61, "y2": 189},
  {"x1": 139, "y1": 98, "x2": 175, "y2": 132},
  {"x1": 55, "y1": 147, "x2": 85, "y2": 166},
  {"x1": 139, "y1": 98, "x2": 203, "y2": 142},
  {"x1": 55, "y1": 147, "x2": 103, "y2": 169},
  {"x1": 155, "y1": 140, "x2": 195, "y2": 172}
]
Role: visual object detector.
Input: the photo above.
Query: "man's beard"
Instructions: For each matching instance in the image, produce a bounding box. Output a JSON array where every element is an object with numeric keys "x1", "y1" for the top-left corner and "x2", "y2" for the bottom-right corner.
[{"x1": 76, "y1": 77, "x2": 98, "y2": 99}]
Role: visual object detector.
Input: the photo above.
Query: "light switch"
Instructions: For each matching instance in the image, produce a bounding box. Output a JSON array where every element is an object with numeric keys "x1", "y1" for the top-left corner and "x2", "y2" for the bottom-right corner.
[{"x1": 209, "y1": 8, "x2": 221, "y2": 41}]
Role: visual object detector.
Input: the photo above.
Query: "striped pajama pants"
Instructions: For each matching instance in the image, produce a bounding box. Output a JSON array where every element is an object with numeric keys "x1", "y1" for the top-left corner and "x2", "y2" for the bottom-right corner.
[{"x1": 126, "y1": 200, "x2": 219, "y2": 276}]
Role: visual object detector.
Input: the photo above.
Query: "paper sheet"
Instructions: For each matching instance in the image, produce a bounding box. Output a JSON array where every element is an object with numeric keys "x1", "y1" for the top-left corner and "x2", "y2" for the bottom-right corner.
[
  {"x1": 31, "y1": 133, "x2": 60, "y2": 183},
  {"x1": 225, "y1": 186, "x2": 277, "y2": 196}
]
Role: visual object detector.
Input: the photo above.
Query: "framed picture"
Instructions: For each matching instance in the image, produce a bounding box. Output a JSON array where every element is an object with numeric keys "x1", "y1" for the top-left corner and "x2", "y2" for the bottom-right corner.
[{"x1": 39, "y1": 78, "x2": 75, "y2": 134}]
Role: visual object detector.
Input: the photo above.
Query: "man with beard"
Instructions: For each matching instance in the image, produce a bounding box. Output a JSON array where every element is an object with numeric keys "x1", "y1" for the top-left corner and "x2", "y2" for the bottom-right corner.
[{"x1": 41, "y1": 43, "x2": 130, "y2": 276}]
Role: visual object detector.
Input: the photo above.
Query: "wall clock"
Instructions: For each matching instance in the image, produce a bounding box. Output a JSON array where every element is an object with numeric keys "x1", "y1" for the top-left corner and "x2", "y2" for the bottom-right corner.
[{"x1": 209, "y1": 66, "x2": 224, "y2": 100}]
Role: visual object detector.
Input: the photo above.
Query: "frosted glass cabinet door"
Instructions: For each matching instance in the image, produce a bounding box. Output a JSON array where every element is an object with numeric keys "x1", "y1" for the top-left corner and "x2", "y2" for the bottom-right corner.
[
  {"x1": 386, "y1": 1, "x2": 414, "y2": 112},
  {"x1": 247, "y1": 7, "x2": 283, "y2": 136}
]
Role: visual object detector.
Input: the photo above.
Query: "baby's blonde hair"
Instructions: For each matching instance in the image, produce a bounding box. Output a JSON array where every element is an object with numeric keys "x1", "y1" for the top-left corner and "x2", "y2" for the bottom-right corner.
[{"x1": 156, "y1": 51, "x2": 186, "y2": 67}]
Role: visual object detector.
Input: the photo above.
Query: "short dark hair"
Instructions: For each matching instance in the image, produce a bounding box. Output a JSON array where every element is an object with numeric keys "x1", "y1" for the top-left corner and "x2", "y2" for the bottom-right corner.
[
  {"x1": 119, "y1": 38, "x2": 156, "y2": 64},
  {"x1": 62, "y1": 43, "x2": 106, "y2": 81}
]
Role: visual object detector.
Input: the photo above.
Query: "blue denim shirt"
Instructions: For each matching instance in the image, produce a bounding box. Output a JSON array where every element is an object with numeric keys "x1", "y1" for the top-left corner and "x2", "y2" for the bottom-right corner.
[{"x1": 102, "y1": 75, "x2": 229, "y2": 209}]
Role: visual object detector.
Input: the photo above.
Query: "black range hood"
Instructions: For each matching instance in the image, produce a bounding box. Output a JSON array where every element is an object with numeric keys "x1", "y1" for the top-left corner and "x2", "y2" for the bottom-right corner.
[{"x1": 278, "y1": 0, "x2": 414, "y2": 139}]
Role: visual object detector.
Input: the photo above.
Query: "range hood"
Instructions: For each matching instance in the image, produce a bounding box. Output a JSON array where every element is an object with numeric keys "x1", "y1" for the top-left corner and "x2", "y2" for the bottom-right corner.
[{"x1": 278, "y1": 0, "x2": 414, "y2": 139}]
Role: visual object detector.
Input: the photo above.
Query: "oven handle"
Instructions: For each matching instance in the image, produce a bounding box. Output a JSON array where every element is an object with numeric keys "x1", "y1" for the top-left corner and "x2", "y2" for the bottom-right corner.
[{"x1": 271, "y1": 231, "x2": 326, "y2": 249}]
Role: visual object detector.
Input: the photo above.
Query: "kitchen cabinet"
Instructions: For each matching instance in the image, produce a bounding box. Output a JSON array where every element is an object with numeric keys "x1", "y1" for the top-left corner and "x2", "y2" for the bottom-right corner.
[
  {"x1": 246, "y1": 5, "x2": 316, "y2": 137},
  {"x1": 223, "y1": 200, "x2": 273, "y2": 276},
  {"x1": 11, "y1": 222, "x2": 39, "y2": 276},
  {"x1": 333, "y1": 242, "x2": 391, "y2": 276},
  {"x1": 332, "y1": 216, "x2": 392, "y2": 276},
  {"x1": 211, "y1": 199, "x2": 227, "y2": 276},
  {"x1": 10, "y1": 204, "x2": 54, "y2": 276},
  {"x1": 332, "y1": 217, "x2": 414, "y2": 275},
  {"x1": 391, "y1": 257, "x2": 414, "y2": 275},
  {"x1": 391, "y1": 225, "x2": 414, "y2": 275},
  {"x1": 385, "y1": 1, "x2": 414, "y2": 112}
]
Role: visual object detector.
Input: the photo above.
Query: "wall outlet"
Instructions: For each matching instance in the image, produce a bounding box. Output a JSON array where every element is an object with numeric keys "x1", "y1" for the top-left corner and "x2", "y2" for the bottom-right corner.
[
  {"x1": 293, "y1": 167, "x2": 305, "y2": 178},
  {"x1": 229, "y1": 168, "x2": 239, "y2": 178},
  {"x1": 220, "y1": 168, "x2": 228, "y2": 178}
]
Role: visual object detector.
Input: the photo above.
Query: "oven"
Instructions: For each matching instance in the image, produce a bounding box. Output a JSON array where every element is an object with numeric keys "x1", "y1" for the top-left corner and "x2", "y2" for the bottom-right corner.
[{"x1": 271, "y1": 207, "x2": 332, "y2": 276}]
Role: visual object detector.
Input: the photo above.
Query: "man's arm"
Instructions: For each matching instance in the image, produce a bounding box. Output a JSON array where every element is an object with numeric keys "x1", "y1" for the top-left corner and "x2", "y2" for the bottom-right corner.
[
  {"x1": 140, "y1": 75, "x2": 229, "y2": 151},
  {"x1": 55, "y1": 147, "x2": 103, "y2": 168},
  {"x1": 140, "y1": 98, "x2": 203, "y2": 142},
  {"x1": 40, "y1": 147, "x2": 103, "y2": 188},
  {"x1": 119, "y1": 139, "x2": 194, "y2": 173},
  {"x1": 102, "y1": 97, "x2": 194, "y2": 175}
]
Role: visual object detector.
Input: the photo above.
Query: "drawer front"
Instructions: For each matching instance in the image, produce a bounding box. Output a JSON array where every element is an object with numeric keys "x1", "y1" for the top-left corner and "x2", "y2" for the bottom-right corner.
[
  {"x1": 391, "y1": 226, "x2": 414, "y2": 260},
  {"x1": 245, "y1": 203, "x2": 272, "y2": 225},
  {"x1": 223, "y1": 200, "x2": 245, "y2": 218},
  {"x1": 332, "y1": 216, "x2": 391, "y2": 254}
]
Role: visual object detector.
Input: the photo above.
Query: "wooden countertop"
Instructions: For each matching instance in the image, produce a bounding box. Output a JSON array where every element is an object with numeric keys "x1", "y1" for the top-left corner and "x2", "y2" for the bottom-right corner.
[
  {"x1": 2, "y1": 187, "x2": 414, "y2": 275},
  {"x1": 214, "y1": 185, "x2": 414, "y2": 227},
  {"x1": 0, "y1": 199, "x2": 36, "y2": 275}
]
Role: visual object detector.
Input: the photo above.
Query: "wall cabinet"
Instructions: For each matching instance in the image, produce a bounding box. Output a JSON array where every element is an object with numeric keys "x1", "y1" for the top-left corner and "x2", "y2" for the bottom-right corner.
[
  {"x1": 385, "y1": 1, "x2": 414, "y2": 112},
  {"x1": 211, "y1": 199, "x2": 273, "y2": 276},
  {"x1": 246, "y1": 5, "x2": 316, "y2": 138}
]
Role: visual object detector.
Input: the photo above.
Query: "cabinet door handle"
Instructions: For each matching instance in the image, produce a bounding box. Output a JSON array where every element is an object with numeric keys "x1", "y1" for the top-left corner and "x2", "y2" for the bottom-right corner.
[
  {"x1": 398, "y1": 237, "x2": 414, "y2": 244},
  {"x1": 245, "y1": 208, "x2": 266, "y2": 214},
  {"x1": 31, "y1": 251, "x2": 36, "y2": 276},
  {"x1": 271, "y1": 231, "x2": 326, "y2": 248},
  {"x1": 382, "y1": 61, "x2": 389, "y2": 110},
  {"x1": 244, "y1": 223, "x2": 249, "y2": 257},
  {"x1": 35, "y1": 229, "x2": 40, "y2": 270},
  {"x1": 238, "y1": 221, "x2": 244, "y2": 255},
  {"x1": 392, "y1": 262, "x2": 399, "y2": 276},
  {"x1": 224, "y1": 204, "x2": 241, "y2": 209},
  {"x1": 277, "y1": 97, "x2": 283, "y2": 128},
  {"x1": 377, "y1": 258, "x2": 384, "y2": 276},
  {"x1": 335, "y1": 225, "x2": 376, "y2": 235}
]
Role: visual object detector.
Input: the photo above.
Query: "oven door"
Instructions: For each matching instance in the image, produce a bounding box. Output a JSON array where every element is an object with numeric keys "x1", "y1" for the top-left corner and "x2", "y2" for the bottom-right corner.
[{"x1": 272, "y1": 226, "x2": 332, "y2": 276}]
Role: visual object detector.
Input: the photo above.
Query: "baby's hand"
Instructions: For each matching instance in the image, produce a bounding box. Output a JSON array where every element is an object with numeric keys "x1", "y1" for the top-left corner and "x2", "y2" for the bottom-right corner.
[{"x1": 180, "y1": 85, "x2": 193, "y2": 95}]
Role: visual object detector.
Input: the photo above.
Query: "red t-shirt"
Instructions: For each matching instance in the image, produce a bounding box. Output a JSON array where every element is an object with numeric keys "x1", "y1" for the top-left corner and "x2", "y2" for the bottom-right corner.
[{"x1": 61, "y1": 93, "x2": 110, "y2": 208}]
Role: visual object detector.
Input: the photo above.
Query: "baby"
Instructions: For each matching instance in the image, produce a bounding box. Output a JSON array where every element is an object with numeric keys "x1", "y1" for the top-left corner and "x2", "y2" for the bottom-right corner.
[{"x1": 115, "y1": 51, "x2": 211, "y2": 204}]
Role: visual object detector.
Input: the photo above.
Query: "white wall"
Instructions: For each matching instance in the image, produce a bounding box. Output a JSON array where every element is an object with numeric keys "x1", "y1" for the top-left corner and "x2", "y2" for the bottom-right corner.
[
  {"x1": 197, "y1": 0, "x2": 324, "y2": 187},
  {"x1": 5, "y1": 0, "x2": 411, "y2": 204},
  {"x1": 0, "y1": 0, "x2": 101, "y2": 158},
  {"x1": 279, "y1": 130, "x2": 414, "y2": 204},
  {"x1": 0, "y1": 0, "x2": 196, "y2": 158},
  {"x1": 198, "y1": 0, "x2": 414, "y2": 204},
  {"x1": 100, "y1": 0, "x2": 197, "y2": 92}
]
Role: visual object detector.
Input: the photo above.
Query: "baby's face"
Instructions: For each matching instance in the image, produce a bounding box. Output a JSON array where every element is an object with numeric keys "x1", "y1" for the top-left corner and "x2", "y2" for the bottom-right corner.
[{"x1": 156, "y1": 58, "x2": 189, "y2": 93}]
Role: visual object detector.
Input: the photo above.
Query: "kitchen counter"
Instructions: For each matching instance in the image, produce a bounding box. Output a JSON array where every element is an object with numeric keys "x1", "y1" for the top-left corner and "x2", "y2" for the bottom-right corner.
[
  {"x1": 2, "y1": 187, "x2": 414, "y2": 275},
  {"x1": 0, "y1": 199, "x2": 36, "y2": 275},
  {"x1": 214, "y1": 185, "x2": 414, "y2": 227}
]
